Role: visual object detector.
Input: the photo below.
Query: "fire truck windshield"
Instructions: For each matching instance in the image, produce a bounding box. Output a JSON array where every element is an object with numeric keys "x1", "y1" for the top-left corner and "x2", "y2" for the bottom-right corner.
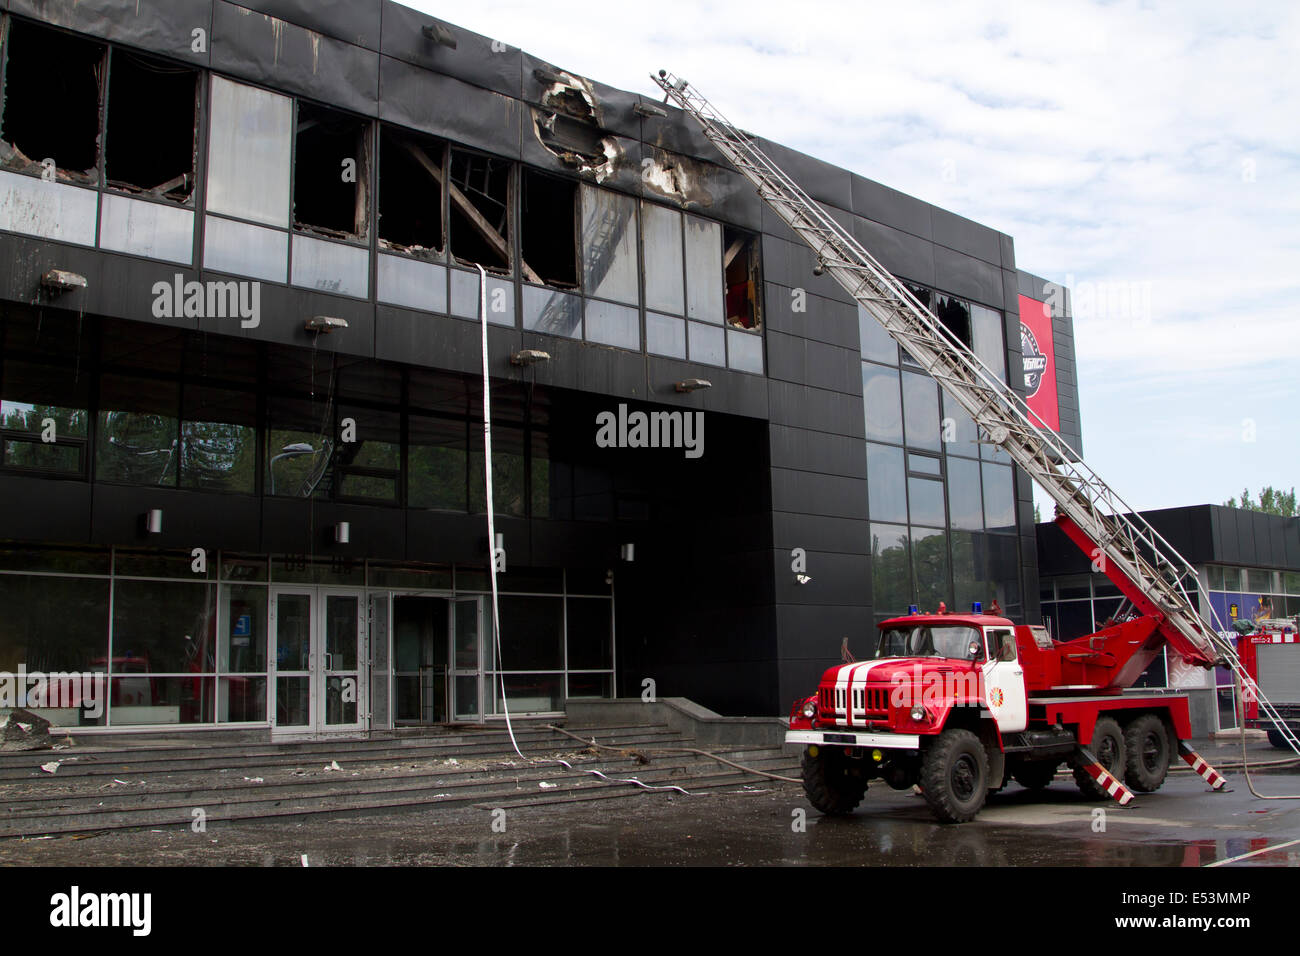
[{"x1": 874, "y1": 625, "x2": 981, "y2": 661}]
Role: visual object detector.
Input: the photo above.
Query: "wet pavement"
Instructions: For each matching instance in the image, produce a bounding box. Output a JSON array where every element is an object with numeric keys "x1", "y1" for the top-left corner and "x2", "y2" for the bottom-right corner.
[{"x1": 2, "y1": 766, "x2": 1298, "y2": 867}]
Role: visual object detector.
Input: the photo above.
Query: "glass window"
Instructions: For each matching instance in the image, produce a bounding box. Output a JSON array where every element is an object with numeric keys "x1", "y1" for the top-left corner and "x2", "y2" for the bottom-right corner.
[
  {"x1": 935, "y1": 294, "x2": 971, "y2": 349},
  {"x1": 727, "y1": 329, "x2": 764, "y2": 374},
  {"x1": 946, "y1": 457, "x2": 983, "y2": 531},
  {"x1": 684, "y1": 215, "x2": 724, "y2": 322},
  {"x1": 111, "y1": 579, "x2": 216, "y2": 674},
  {"x1": 643, "y1": 203, "x2": 684, "y2": 315},
  {"x1": 942, "y1": 389, "x2": 979, "y2": 458},
  {"x1": 862, "y1": 362, "x2": 903, "y2": 444},
  {"x1": 866, "y1": 442, "x2": 907, "y2": 524},
  {"x1": 688, "y1": 321, "x2": 725, "y2": 366},
  {"x1": 180, "y1": 385, "x2": 256, "y2": 494},
  {"x1": 971, "y1": 304, "x2": 1005, "y2": 382},
  {"x1": 858, "y1": 303, "x2": 898, "y2": 365},
  {"x1": 0, "y1": 575, "x2": 110, "y2": 696},
  {"x1": 205, "y1": 76, "x2": 292, "y2": 227},
  {"x1": 202, "y1": 214, "x2": 288, "y2": 283},
  {"x1": 871, "y1": 523, "x2": 911, "y2": 617},
  {"x1": 96, "y1": 375, "x2": 180, "y2": 486},
  {"x1": 496, "y1": 596, "x2": 563, "y2": 670},
  {"x1": 265, "y1": 396, "x2": 334, "y2": 498},
  {"x1": 1207, "y1": 565, "x2": 1224, "y2": 591},
  {"x1": 522, "y1": 285, "x2": 582, "y2": 338},
  {"x1": 909, "y1": 475, "x2": 946, "y2": 527},
  {"x1": 290, "y1": 234, "x2": 370, "y2": 298},
  {"x1": 982, "y1": 462, "x2": 1016, "y2": 533},
  {"x1": 222, "y1": 585, "x2": 267, "y2": 673},
  {"x1": 646, "y1": 311, "x2": 686, "y2": 359},
  {"x1": 911, "y1": 526, "x2": 950, "y2": 611},
  {"x1": 902, "y1": 370, "x2": 941, "y2": 451},
  {"x1": 585, "y1": 299, "x2": 640, "y2": 351},
  {"x1": 2, "y1": 356, "x2": 90, "y2": 476},
  {"x1": 378, "y1": 254, "x2": 447, "y2": 314},
  {"x1": 99, "y1": 195, "x2": 194, "y2": 265},
  {"x1": 1223, "y1": 566, "x2": 1241, "y2": 591},
  {"x1": 450, "y1": 269, "x2": 514, "y2": 326},
  {"x1": 408, "y1": 415, "x2": 467, "y2": 511},
  {"x1": 469, "y1": 424, "x2": 526, "y2": 518},
  {"x1": 581, "y1": 185, "x2": 638, "y2": 305},
  {"x1": 566, "y1": 597, "x2": 613, "y2": 670},
  {"x1": 334, "y1": 405, "x2": 400, "y2": 504},
  {"x1": 908, "y1": 453, "x2": 941, "y2": 476}
]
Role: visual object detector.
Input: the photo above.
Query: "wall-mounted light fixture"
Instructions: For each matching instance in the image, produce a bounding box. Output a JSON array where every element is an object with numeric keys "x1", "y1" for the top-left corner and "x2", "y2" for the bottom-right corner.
[
  {"x1": 510, "y1": 349, "x2": 551, "y2": 367},
  {"x1": 421, "y1": 23, "x2": 457, "y2": 48},
  {"x1": 674, "y1": 378, "x2": 712, "y2": 393},
  {"x1": 334, "y1": 522, "x2": 350, "y2": 545},
  {"x1": 41, "y1": 269, "x2": 87, "y2": 294},
  {"x1": 305, "y1": 315, "x2": 348, "y2": 333},
  {"x1": 620, "y1": 542, "x2": 635, "y2": 562},
  {"x1": 634, "y1": 102, "x2": 667, "y2": 118},
  {"x1": 145, "y1": 509, "x2": 163, "y2": 535},
  {"x1": 794, "y1": 573, "x2": 812, "y2": 585}
]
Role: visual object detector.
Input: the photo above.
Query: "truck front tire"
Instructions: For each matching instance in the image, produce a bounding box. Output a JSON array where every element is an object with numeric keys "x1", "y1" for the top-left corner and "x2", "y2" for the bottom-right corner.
[
  {"x1": 1073, "y1": 716, "x2": 1126, "y2": 799},
  {"x1": 801, "y1": 747, "x2": 867, "y2": 815},
  {"x1": 1123, "y1": 714, "x2": 1171, "y2": 792},
  {"x1": 920, "y1": 728, "x2": 988, "y2": 823}
]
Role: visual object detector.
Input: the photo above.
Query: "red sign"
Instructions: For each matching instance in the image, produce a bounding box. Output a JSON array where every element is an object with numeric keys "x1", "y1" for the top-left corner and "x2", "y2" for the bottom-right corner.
[{"x1": 1018, "y1": 294, "x2": 1059, "y2": 432}]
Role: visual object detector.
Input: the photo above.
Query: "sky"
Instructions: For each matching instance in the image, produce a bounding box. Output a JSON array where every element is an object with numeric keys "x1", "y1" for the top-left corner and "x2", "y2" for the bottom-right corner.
[{"x1": 404, "y1": 0, "x2": 1300, "y2": 514}]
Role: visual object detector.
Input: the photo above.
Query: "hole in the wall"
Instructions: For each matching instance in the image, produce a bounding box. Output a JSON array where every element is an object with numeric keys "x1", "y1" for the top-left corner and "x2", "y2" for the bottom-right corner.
[
  {"x1": 521, "y1": 169, "x2": 577, "y2": 289},
  {"x1": 378, "y1": 125, "x2": 444, "y2": 256},
  {"x1": 936, "y1": 294, "x2": 972, "y2": 349},
  {"x1": 0, "y1": 19, "x2": 105, "y2": 182},
  {"x1": 104, "y1": 50, "x2": 197, "y2": 201},
  {"x1": 294, "y1": 101, "x2": 369, "y2": 239},
  {"x1": 449, "y1": 149, "x2": 512, "y2": 274},
  {"x1": 724, "y1": 225, "x2": 761, "y2": 330}
]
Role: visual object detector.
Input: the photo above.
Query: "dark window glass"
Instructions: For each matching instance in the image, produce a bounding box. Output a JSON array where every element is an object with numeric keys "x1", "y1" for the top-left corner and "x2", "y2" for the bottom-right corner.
[
  {"x1": 0, "y1": 575, "x2": 110, "y2": 681},
  {"x1": 935, "y1": 294, "x2": 972, "y2": 349},
  {"x1": 495, "y1": 596, "x2": 563, "y2": 670},
  {"x1": 908, "y1": 453, "x2": 941, "y2": 476},
  {"x1": 982, "y1": 462, "x2": 1016, "y2": 532},
  {"x1": 1, "y1": 352, "x2": 89, "y2": 474},
  {"x1": 265, "y1": 396, "x2": 334, "y2": 498},
  {"x1": 942, "y1": 390, "x2": 980, "y2": 458},
  {"x1": 180, "y1": 385, "x2": 256, "y2": 493},
  {"x1": 871, "y1": 523, "x2": 911, "y2": 617},
  {"x1": 96, "y1": 375, "x2": 180, "y2": 486},
  {"x1": 334, "y1": 405, "x2": 399, "y2": 504},
  {"x1": 911, "y1": 526, "x2": 950, "y2": 612},
  {"x1": 858, "y1": 303, "x2": 897, "y2": 365},
  {"x1": 111, "y1": 579, "x2": 216, "y2": 673},
  {"x1": 946, "y1": 456, "x2": 983, "y2": 531},
  {"x1": 862, "y1": 362, "x2": 903, "y2": 443},
  {"x1": 902, "y1": 370, "x2": 941, "y2": 451},
  {"x1": 408, "y1": 415, "x2": 468, "y2": 511},
  {"x1": 567, "y1": 597, "x2": 613, "y2": 669},
  {"x1": 866, "y1": 443, "x2": 907, "y2": 524},
  {"x1": 908, "y1": 475, "x2": 946, "y2": 527},
  {"x1": 470, "y1": 424, "x2": 526, "y2": 518}
]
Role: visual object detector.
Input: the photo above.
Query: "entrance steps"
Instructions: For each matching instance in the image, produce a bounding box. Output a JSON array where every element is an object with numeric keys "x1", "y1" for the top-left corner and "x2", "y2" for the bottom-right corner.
[{"x1": 0, "y1": 721, "x2": 798, "y2": 838}]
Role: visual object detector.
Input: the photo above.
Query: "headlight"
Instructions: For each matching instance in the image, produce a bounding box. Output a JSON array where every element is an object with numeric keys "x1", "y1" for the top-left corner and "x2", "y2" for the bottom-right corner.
[
  {"x1": 802, "y1": 700, "x2": 817, "y2": 719},
  {"x1": 910, "y1": 705, "x2": 926, "y2": 721}
]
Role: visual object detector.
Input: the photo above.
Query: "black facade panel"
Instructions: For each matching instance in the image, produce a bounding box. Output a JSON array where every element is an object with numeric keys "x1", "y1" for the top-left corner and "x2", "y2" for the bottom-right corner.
[
  {"x1": 404, "y1": 510, "x2": 486, "y2": 564},
  {"x1": 933, "y1": 244, "x2": 1003, "y2": 310},
  {"x1": 764, "y1": 330, "x2": 860, "y2": 396},
  {"x1": 784, "y1": 235, "x2": 862, "y2": 304},
  {"x1": 772, "y1": 511, "x2": 871, "y2": 555},
  {"x1": 760, "y1": 233, "x2": 793, "y2": 288},
  {"x1": 769, "y1": 467, "x2": 868, "y2": 521},
  {"x1": 776, "y1": 604, "x2": 872, "y2": 655},
  {"x1": 0, "y1": 474, "x2": 92, "y2": 544},
  {"x1": 379, "y1": 2, "x2": 520, "y2": 98},
  {"x1": 641, "y1": 356, "x2": 768, "y2": 421},
  {"x1": 261, "y1": 496, "x2": 404, "y2": 558},
  {"x1": 378, "y1": 54, "x2": 521, "y2": 158},
  {"x1": 211, "y1": 1, "x2": 379, "y2": 116},
  {"x1": 753, "y1": 138, "x2": 853, "y2": 213},
  {"x1": 930, "y1": 207, "x2": 1002, "y2": 266},
  {"x1": 374, "y1": 305, "x2": 523, "y2": 376},
  {"x1": 763, "y1": 283, "x2": 859, "y2": 352},
  {"x1": 768, "y1": 424, "x2": 868, "y2": 480},
  {"x1": 637, "y1": 99, "x2": 718, "y2": 167},
  {"x1": 231, "y1": 0, "x2": 381, "y2": 50},
  {"x1": 849, "y1": 174, "x2": 932, "y2": 240},
  {"x1": 851, "y1": 216, "x2": 937, "y2": 288},
  {"x1": 999, "y1": 233, "x2": 1015, "y2": 271},
  {"x1": 766, "y1": 378, "x2": 865, "y2": 440},
  {"x1": 771, "y1": 548, "x2": 869, "y2": 606},
  {"x1": 643, "y1": 147, "x2": 762, "y2": 231},
  {"x1": 91, "y1": 484, "x2": 261, "y2": 551},
  {"x1": 233, "y1": 283, "x2": 374, "y2": 358},
  {"x1": 9, "y1": 0, "x2": 213, "y2": 65},
  {"x1": 520, "y1": 334, "x2": 648, "y2": 405}
]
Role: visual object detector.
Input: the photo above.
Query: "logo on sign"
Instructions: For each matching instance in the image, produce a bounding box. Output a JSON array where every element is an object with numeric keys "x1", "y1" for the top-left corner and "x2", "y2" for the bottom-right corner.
[
  {"x1": 989, "y1": 687, "x2": 1005, "y2": 707},
  {"x1": 1020, "y1": 323, "x2": 1048, "y2": 397}
]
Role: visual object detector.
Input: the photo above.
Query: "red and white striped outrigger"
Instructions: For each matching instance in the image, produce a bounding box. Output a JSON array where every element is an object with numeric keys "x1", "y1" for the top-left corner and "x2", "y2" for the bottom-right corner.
[
  {"x1": 1178, "y1": 741, "x2": 1229, "y2": 791},
  {"x1": 1073, "y1": 746, "x2": 1136, "y2": 806}
]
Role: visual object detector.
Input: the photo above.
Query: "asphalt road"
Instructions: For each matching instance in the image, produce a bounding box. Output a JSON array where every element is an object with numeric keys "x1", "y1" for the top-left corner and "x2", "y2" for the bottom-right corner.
[{"x1": 2, "y1": 768, "x2": 1298, "y2": 867}]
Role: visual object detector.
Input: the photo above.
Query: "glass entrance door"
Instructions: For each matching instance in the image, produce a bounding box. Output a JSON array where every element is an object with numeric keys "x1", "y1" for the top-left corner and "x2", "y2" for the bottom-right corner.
[
  {"x1": 452, "y1": 597, "x2": 482, "y2": 721},
  {"x1": 271, "y1": 588, "x2": 366, "y2": 735}
]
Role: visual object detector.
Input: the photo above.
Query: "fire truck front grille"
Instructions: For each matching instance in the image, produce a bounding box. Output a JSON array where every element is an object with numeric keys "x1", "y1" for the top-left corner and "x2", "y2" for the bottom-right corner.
[{"x1": 819, "y1": 685, "x2": 889, "y2": 720}]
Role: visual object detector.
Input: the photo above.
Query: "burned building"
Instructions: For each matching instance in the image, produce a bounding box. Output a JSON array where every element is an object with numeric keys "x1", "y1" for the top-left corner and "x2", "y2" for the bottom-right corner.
[{"x1": 0, "y1": 1, "x2": 1079, "y2": 736}]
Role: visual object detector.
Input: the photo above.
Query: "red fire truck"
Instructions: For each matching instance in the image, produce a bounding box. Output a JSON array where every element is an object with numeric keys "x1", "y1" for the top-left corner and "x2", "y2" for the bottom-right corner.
[{"x1": 1239, "y1": 618, "x2": 1300, "y2": 749}]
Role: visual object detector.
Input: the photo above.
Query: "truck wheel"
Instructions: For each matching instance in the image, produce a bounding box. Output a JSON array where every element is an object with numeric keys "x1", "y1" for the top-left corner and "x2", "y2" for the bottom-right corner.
[
  {"x1": 1072, "y1": 716, "x2": 1126, "y2": 800},
  {"x1": 1123, "y1": 714, "x2": 1171, "y2": 792},
  {"x1": 801, "y1": 747, "x2": 867, "y2": 815},
  {"x1": 1267, "y1": 729, "x2": 1293, "y2": 751},
  {"x1": 1013, "y1": 761, "x2": 1059, "y2": 790},
  {"x1": 920, "y1": 728, "x2": 988, "y2": 823}
]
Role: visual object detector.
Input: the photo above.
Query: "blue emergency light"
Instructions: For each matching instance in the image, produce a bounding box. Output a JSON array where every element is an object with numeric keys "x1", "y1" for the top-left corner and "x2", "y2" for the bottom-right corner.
[
  {"x1": 908, "y1": 604, "x2": 919, "y2": 615},
  {"x1": 972, "y1": 601, "x2": 982, "y2": 614}
]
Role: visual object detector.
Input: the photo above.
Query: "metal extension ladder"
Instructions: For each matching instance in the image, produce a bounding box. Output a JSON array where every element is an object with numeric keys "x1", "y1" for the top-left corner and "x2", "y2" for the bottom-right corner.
[{"x1": 651, "y1": 70, "x2": 1300, "y2": 756}]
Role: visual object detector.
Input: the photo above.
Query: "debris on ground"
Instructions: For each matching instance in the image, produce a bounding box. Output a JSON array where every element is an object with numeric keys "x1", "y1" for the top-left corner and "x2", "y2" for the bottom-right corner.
[
  {"x1": 39, "y1": 761, "x2": 60, "y2": 774},
  {"x1": 2, "y1": 709, "x2": 55, "y2": 752}
]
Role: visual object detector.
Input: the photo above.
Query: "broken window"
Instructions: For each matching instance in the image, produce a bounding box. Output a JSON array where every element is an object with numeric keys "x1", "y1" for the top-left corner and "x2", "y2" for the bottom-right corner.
[
  {"x1": 724, "y1": 226, "x2": 762, "y2": 330},
  {"x1": 206, "y1": 76, "x2": 292, "y2": 228},
  {"x1": 378, "y1": 125, "x2": 444, "y2": 256},
  {"x1": 105, "y1": 49, "x2": 197, "y2": 202},
  {"x1": 294, "y1": 101, "x2": 369, "y2": 239},
  {"x1": 521, "y1": 169, "x2": 577, "y2": 288},
  {"x1": 449, "y1": 149, "x2": 512, "y2": 274},
  {"x1": 935, "y1": 294, "x2": 972, "y2": 350},
  {"x1": 581, "y1": 185, "x2": 638, "y2": 305},
  {"x1": 0, "y1": 19, "x2": 105, "y2": 183}
]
